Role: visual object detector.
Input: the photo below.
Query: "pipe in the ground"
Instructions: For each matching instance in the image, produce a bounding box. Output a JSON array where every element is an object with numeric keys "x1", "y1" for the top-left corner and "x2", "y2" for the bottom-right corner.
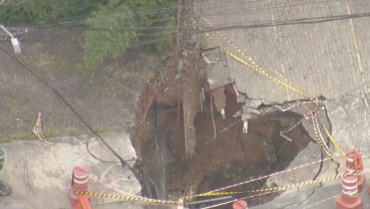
[{"x1": 186, "y1": 196, "x2": 233, "y2": 205}]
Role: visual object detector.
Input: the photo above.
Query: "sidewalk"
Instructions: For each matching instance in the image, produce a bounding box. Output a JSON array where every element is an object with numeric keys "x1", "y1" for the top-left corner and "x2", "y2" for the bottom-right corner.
[
  {"x1": 0, "y1": 132, "x2": 142, "y2": 209},
  {"x1": 251, "y1": 174, "x2": 370, "y2": 209}
]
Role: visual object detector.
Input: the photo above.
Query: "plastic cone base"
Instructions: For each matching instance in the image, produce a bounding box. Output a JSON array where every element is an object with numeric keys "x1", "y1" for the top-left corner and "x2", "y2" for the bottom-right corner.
[{"x1": 336, "y1": 196, "x2": 363, "y2": 209}]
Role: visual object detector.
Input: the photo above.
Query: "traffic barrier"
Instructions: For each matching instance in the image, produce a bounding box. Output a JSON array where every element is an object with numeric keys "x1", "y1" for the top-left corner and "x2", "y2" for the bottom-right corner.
[
  {"x1": 188, "y1": 173, "x2": 343, "y2": 198},
  {"x1": 0, "y1": 148, "x2": 6, "y2": 170},
  {"x1": 177, "y1": 195, "x2": 184, "y2": 209},
  {"x1": 73, "y1": 189, "x2": 178, "y2": 204},
  {"x1": 336, "y1": 172, "x2": 363, "y2": 209},
  {"x1": 232, "y1": 200, "x2": 247, "y2": 209},
  {"x1": 187, "y1": 155, "x2": 342, "y2": 199},
  {"x1": 346, "y1": 149, "x2": 365, "y2": 192},
  {"x1": 69, "y1": 166, "x2": 91, "y2": 206}
]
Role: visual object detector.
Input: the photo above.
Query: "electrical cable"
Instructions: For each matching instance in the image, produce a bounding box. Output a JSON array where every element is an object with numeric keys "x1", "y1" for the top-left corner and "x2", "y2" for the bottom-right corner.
[
  {"x1": 86, "y1": 134, "x2": 121, "y2": 164},
  {"x1": 3, "y1": 10, "x2": 370, "y2": 46},
  {"x1": 0, "y1": 45, "x2": 144, "y2": 188},
  {"x1": 197, "y1": 0, "x2": 339, "y2": 19},
  {"x1": 3, "y1": 0, "x2": 343, "y2": 30},
  {"x1": 197, "y1": 11, "x2": 370, "y2": 33},
  {"x1": 1, "y1": 0, "x2": 367, "y2": 45},
  {"x1": 80, "y1": 10, "x2": 370, "y2": 55},
  {"x1": 2, "y1": 10, "x2": 370, "y2": 57},
  {"x1": 5, "y1": 3, "x2": 180, "y2": 30},
  {"x1": 1, "y1": 10, "x2": 368, "y2": 66},
  {"x1": 27, "y1": 1, "x2": 370, "y2": 33},
  {"x1": 234, "y1": 0, "x2": 290, "y2": 106}
]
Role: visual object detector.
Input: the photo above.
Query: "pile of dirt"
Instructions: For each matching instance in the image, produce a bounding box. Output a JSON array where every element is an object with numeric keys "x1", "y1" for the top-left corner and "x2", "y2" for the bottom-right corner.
[{"x1": 133, "y1": 52, "x2": 313, "y2": 208}]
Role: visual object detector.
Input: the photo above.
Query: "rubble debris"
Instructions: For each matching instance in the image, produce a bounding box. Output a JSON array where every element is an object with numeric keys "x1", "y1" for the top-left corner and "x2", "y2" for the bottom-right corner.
[{"x1": 211, "y1": 86, "x2": 226, "y2": 119}]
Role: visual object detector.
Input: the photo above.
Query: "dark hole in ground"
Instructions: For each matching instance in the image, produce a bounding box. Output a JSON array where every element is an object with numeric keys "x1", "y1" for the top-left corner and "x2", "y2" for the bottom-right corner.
[{"x1": 134, "y1": 84, "x2": 313, "y2": 208}]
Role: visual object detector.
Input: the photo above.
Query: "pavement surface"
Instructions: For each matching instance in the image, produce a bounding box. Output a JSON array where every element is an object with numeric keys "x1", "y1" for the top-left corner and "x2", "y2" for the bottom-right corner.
[
  {"x1": 251, "y1": 174, "x2": 370, "y2": 209},
  {"x1": 1, "y1": 0, "x2": 370, "y2": 208},
  {"x1": 0, "y1": 33, "x2": 162, "y2": 208},
  {"x1": 0, "y1": 132, "x2": 144, "y2": 209},
  {"x1": 194, "y1": 0, "x2": 370, "y2": 208},
  {"x1": 196, "y1": 0, "x2": 369, "y2": 103},
  {"x1": 0, "y1": 36, "x2": 155, "y2": 139}
]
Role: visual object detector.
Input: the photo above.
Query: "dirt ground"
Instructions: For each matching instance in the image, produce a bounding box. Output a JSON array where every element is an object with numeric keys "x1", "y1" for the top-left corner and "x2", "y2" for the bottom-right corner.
[{"x1": 134, "y1": 56, "x2": 313, "y2": 208}]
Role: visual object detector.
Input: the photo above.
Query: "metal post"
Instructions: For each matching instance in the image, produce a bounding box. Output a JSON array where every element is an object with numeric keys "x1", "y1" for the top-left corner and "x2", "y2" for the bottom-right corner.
[{"x1": 0, "y1": 24, "x2": 22, "y2": 54}]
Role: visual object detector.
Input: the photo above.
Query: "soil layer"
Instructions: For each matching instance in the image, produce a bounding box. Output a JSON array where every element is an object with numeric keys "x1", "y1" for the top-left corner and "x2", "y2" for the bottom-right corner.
[{"x1": 134, "y1": 55, "x2": 313, "y2": 208}]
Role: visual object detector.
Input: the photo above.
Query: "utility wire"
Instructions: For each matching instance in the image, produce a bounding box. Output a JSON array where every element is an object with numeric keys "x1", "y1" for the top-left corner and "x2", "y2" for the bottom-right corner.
[
  {"x1": 197, "y1": 0, "x2": 340, "y2": 18},
  {"x1": 4, "y1": 4, "x2": 370, "y2": 37},
  {"x1": 4, "y1": 11, "x2": 370, "y2": 50},
  {"x1": 2, "y1": 0, "x2": 365, "y2": 43},
  {"x1": 4, "y1": 0, "x2": 342, "y2": 30},
  {"x1": 197, "y1": 11, "x2": 370, "y2": 33},
  {"x1": 229, "y1": 0, "x2": 292, "y2": 100},
  {"x1": 0, "y1": 46, "x2": 142, "y2": 184}
]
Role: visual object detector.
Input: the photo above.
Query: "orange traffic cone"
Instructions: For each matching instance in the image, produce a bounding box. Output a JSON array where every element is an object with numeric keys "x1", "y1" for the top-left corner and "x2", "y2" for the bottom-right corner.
[
  {"x1": 233, "y1": 200, "x2": 248, "y2": 209},
  {"x1": 336, "y1": 172, "x2": 363, "y2": 209},
  {"x1": 74, "y1": 194, "x2": 92, "y2": 209},
  {"x1": 346, "y1": 149, "x2": 365, "y2": 192},
  {"x1": 68, "y1": 166, "x2": 91, "y2": 206}
]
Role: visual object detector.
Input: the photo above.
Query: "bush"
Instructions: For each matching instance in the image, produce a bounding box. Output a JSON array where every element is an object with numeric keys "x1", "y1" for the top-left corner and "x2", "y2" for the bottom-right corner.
[
  {"x1": 82, "y1": 0, "x2": 178, "y2": 69},
  {"x1": 0, "y1": 0, "x2": 105, "y2": 25},
  {"x1": 83, "y1": 0, "x2": 137, "y2": 69},
  {"x1": 0, "y1": 0, "x2": 178, "y2": 70}
]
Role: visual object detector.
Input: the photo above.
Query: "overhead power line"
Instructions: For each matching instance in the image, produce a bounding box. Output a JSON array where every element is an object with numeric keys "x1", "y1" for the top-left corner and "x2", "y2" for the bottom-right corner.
[
  {"x1": 4, "y1": 0, "x2": 342, "y2": 31},
  {"x1": 0, "y1": 45, "x2": 142, "y2": 183},
  {"x1": 2, "y1": 0, "x2": 367, "y2": 40},
  {"x1": 3, "y1": 11, "x2": 370, "y2": 47},
  {"x1": 1, "y1": 9, "x2": 369, "y2": 56}
]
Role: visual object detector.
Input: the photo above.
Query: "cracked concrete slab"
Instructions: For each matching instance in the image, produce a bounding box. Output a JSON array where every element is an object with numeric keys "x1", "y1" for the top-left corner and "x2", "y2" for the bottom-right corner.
[
  {"x1": 252, "y1": 93, "x2": 370, "y2": 207},
  {"x1": 261, "y1": 102, "x2": 338, "y2": 186},
  {"x1": 203, "y1": 48, "x2": 232, "y2": 90},
  {"x1": 0, "y1": 132, "x2": 144, "y2": 209},
  {"x1": 324, "y1": 93, "x2": 370, "y2": 172},
  {"x1": 251, "y1": 174, "x2": 370, "y2": 209},
  {"x1": 193, "y1": 0, "x2": 370, "y2": 207},
  {"x1": 326, "y1": 94, "x2": 370, "y2": 154}
]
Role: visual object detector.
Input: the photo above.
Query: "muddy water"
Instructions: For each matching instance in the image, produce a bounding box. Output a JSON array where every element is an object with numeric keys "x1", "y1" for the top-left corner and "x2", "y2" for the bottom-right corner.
[{"x1": 135, "y1": 84, "x2": 313, "y2": 208}]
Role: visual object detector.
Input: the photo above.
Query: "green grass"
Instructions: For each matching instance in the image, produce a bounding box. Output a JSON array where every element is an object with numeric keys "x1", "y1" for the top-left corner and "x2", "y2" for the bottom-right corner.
[{"x1": 0, "y1": 124, "x2": 129, "y2": 143}]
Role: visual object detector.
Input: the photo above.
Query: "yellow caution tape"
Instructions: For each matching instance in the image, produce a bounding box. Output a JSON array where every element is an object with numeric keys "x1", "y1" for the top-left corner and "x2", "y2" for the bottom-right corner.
[
  {"x1": 312, "y1": 106, "x2": 343, "y2": 156},
  {"x1": 192, "y1": 15, "x2": 346, "y2": 181},
  {"x1": 311, "y1": 115, "x2": 333, "y2": 157},
  {"x1": 48, "y1": 145, "x2": 70, "y2": 183},
  {"x1": 192, "y1": 18, "x2": 312, "y2": 100},
  {"x1": 323, "y1": 124, "x2": 345, "y2": 156},
  {"x1": 194, "y1": 17, "x2": 344, "y2": 157},
  {"x1": 72, "y1": 189, "x2": 178, "y2": 204},
  {"x1": 220, "y1": 46, "x2": 312, "y2": 99},
  {"x1": 186, "y1": 173, "x2": 343, "y2": 199}
]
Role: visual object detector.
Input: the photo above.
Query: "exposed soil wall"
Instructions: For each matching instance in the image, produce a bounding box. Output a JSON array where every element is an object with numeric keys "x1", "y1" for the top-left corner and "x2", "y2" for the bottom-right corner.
[{"x1": 134, "y1": 76, "x2": 313, "y2": 207}]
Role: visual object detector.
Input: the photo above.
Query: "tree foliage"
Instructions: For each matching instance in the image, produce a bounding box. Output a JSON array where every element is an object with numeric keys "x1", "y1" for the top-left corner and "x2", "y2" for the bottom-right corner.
[
  {"x1": 83, "y1": 0, "x2": 137, "y2": 69},
  {"x1": 0, "y1": 0, "x2": 178, "y2": 69},
  {"x1": 83, "y1": 0, "x2": 178, "y2": 69},
  {"x1": 0, "y1": 0, "x2": 104, "y2": 25}
]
